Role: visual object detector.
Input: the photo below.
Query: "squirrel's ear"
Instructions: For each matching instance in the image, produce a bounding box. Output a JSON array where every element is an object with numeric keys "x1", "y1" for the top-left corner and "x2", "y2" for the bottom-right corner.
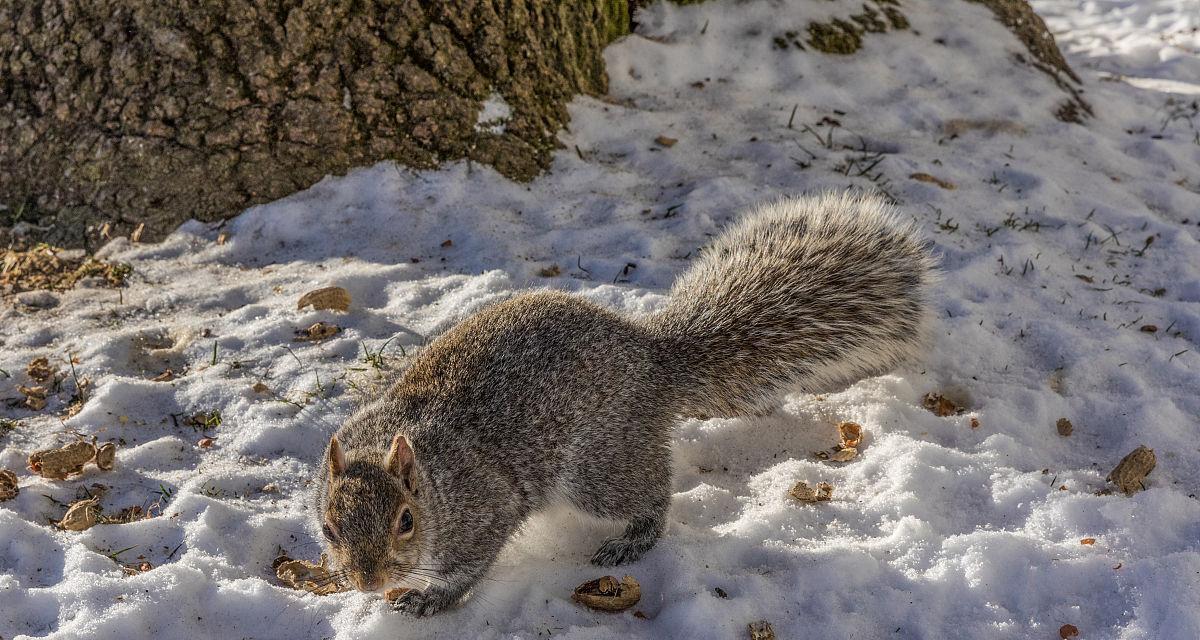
[
  {"x1": 328, "y1": 436, "x2": 346, "y2": 478},
  {"x1": 384, "y1": 433, "x2": 415, "y2": 487}
]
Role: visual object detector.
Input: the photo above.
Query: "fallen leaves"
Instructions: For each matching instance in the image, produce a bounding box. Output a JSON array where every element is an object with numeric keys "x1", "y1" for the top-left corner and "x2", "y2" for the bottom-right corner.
[
  {"x1": 538, "y1": 264, "x2": 562, "y2": 277},
  {"x1": 26, "y1": 357, "x2": 56, "y2": 383},
  {"x1": 922, "y1": 392, "x2": 963, "y2": 417},
  {"x1": 1107, "y1": 445, "x2": 1155, "y2": 496},
  {"x1": 1, "y1": 244, "x2": 131, "y2": 296},
  {"x1": 909, "y1": 172, "x2": 956, "y2": 190},
  {"x1": 572, "y1": 575, "x2": 642, "y2": 612},
  {"x1": 837, "y1": 421, "x2": 862, "y2": 448},
  {"x1": 28, "y1": 439, "x2": 116, "y2": 480},
  {"x1": 748, "y1": 621, "x2": 777, "y2": 640},
  {"x1": 274, "y1": 553, "x2": 348, "y2": 595},
  {"x1": 0, "y1": 469, "x2": 18, "y2": 501},
  {"x1": 654, "y1": 135, "x2": 678, "y2": 147},
  {"x1": 296, "y1": 286, "x2": 351, "y2": 312},
  {"x1": 788, "y1": 481, "x2": 833, "y2": 503},
  {"x1": 1080, "y1": 538, "x2": 1096, "y2": 545},
  {"x1": 1056, "y1": 418, "x2": 1074, "y2": 437},
  {"x1": 1059, "y1": 623, "x2": 1080, "y2": 638},
  {"x1": 829, "y1": 448, "x2": 858, "y2": 462},
  {"x1": 18, "y1": 385, "x2": 48, "y2": 411},
  {"x1": 293, "y1": 321, "x2": 342, "y2": 342}
]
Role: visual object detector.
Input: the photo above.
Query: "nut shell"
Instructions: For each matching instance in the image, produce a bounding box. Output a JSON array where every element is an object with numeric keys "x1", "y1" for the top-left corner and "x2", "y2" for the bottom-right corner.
[
  {"x1": 28, "y1": 440, "x2": 97, "y2": 480},
  {"x1": 572, "y1": 575, "x2": 641, "y2": 612},
  {"x1": 1107, "y1": 446, "x2": 1155, "y2": 496}
]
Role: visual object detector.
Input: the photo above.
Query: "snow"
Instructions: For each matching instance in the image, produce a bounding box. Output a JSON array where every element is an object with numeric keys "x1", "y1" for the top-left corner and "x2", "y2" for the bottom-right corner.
[
  {"x1": 475, "y1": 93, "x2": 513, "y2": 134},
  {"x1": 2, "y1": 1, "x2": 1199, "y2": 638}
]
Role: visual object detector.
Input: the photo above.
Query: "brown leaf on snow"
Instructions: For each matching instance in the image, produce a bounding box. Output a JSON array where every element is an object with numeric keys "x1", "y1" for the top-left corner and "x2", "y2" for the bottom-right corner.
[
  {"x1": 1056, "y1": 418, "x2": 1073, "y2": 437},
  {"x1": 1080, "y1": 538, "x2": 1096, "y2": 545},
  {"x1": 1059, "y1": 623, "x2": 1080, "y2": 639},
  {"x1": 18, "y1": 385, "x2": 48, "y2": 411},
  {"x1": 26, "y1": 357, "x2": 56, "y2": 383},
  {"x1": 0, "y1": 469, "x2": 18, "y2": 501},
  {"x1": 788, "y1": 481, "x2": 833, "y2": 503},
  {"x1": 922, "y1": 392, "x2": 962, "y2": 417},
  {"x1": 293, "y1": 321, "x2": 342, "y2": 342},
  {"x1": 749, "y1": 621, "x2": 777, "y2": 640},
  {"x1": 829, "y1": 447, "x2": 858, "y2": 462},
  {"x1": 654, "y1": 135, "x2": 678, "y2": 147},
  {"x1": 837, "y1": 421, "x2": 862, "y2": 449},
  {"x1": 909, "y1": 172, "x2": 956, "y2": 190},
  {"x1": 296, "y1": 286, "x2": 351, "y2": 312}
]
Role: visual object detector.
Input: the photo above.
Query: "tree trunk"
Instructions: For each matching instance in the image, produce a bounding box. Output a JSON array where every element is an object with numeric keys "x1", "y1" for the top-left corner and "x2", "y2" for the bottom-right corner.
[{"x1": 0, "y1": 0, "x2": 629, "y2": 246}]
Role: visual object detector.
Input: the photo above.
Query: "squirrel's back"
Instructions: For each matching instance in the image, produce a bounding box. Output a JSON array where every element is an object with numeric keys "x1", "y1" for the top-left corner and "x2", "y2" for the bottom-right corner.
[{"x1": 646, "y1": 191, "x2": 936, "y2": 418}]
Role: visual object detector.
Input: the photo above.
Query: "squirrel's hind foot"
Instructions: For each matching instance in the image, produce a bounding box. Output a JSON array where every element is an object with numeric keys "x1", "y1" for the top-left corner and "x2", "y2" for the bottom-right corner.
[{"x1": 590, "y1": 517, "x2": 662, "y2": 566}]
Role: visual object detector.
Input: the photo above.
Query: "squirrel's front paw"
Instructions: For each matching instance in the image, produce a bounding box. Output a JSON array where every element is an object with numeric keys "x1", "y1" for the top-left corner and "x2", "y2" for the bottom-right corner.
[{"x1": 391, "y1": 589, "x2": 449, "y2": 618}]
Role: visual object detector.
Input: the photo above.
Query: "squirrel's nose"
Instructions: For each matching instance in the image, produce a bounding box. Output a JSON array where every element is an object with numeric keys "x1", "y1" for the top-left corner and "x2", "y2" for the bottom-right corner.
[{"x1": 354, "y1": 574, "x2": 384, "y2": 592}]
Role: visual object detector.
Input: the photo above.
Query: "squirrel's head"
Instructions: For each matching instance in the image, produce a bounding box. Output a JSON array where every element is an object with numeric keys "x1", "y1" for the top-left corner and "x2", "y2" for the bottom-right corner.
[{"x1": 321, "y1": 433, "x2": 428, "y2": 592}]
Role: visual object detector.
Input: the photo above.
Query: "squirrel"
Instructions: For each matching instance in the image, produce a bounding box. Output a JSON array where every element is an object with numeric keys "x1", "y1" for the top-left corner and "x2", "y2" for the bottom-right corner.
[{"x1": 315, "y1": 191, "x2": 936, "y2": 617}]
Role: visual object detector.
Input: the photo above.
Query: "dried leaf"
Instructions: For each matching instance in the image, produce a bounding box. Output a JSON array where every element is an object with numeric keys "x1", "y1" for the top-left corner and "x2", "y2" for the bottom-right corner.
[
  {"x1": 296, "y1": 286, "x2": 351, "y2": 312},
  {"x1": 1059, "y1": 623, "x2": 1079, "y2": 639},
  {"x1": 252, "y1": 382, "x2": 270, "y2": 394},
  {"x1": 1107, "y1": 445, "x2": 1155, "y2": 496},
  {"x1": 18, "y1": 385, "x2": 48, "y2": 411},
  {"x1": 385, "y1": 588, "x2": 411, "y2": 602},
  {"x1": 293, "y1": 321, "x2": 341, "y2": 342},
  {"x1": 0, "y1": 469, "x2": 18, "y2": 501},
  {"x1": 1139, "y1": 324, "x2": 1157, "y2": 333},
  {"x1": 830, "y1": 447, "x2": 858, "y2": 462},
  {"x1": 275, "y1": 554, "x2": 348, "y2": 595},
  {"x1": 56, "y1": 497, "x2": 101, "y2": 531},
  {"x1": 909, "y1": 172, "x2": 956, "y2": 190},
  {"x1": 749, "y1": 621, "x2": 777, "y2": 640},
  {"x1": 788, "y1": 481, "x2": 833, "y2": 503},
  {"x1": 26, "y1": 357, "x2": 56, "y2": 383},
  {"x1": 151, "y1": 369, "x2": 175, "y2": 382},
  {"x1": 198, "y1": 438, "x2": 215, "y2": 449},
  {"x1": 538, "y1": 264, "x2": 562, "y2": 278},
  {"x1": 922, "y1": 392, "x2": 961, "y2": 417},
  {"x1": 654, "y1": 135, "x2": 677, "y2": 147},
  {"x1": 130, "y1": 223, "x2": 146, "y2": 243},
  {"x1": 1056, "y1": 418, "x2": 1073, "y2": 437},
  {"x1": 1080, "y1": 538, "x2": 1096, "y2": 545},
  {"x1": 572, "y1": 575, "x2": 641, "y2": 612},
  {"x1": 836, "y1": 421, "x2": 862, "y2": 448},
  {"x1": 440, "y1": 239, "x2": 453, "y2": 248},
  {"x1": 969, "y1": 417, "x2": 980, "y2": 429}
]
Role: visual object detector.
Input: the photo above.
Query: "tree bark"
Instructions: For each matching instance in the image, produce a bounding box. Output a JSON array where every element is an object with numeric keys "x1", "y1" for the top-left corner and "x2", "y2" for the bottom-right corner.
[{"x1": 0, "y1": 0, "x2": 629, "y2": 246}]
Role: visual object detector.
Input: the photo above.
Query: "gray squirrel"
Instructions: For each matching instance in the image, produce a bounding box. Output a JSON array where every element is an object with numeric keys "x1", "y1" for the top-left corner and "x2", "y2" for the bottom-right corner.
[{"x1": 315, "y1": 191, "x2": 936, "y2": 616}]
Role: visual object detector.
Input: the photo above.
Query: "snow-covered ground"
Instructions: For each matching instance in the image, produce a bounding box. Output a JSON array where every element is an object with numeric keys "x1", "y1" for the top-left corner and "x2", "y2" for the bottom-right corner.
[{"x1": 2, "y1": 0, "x2": 1199, "y2": 638}]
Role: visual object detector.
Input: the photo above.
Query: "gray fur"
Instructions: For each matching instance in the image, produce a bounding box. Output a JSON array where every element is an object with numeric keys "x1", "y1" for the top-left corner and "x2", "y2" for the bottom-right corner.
[{"x1": 315, "y1": 192, "x2": 935, "y2": 616}]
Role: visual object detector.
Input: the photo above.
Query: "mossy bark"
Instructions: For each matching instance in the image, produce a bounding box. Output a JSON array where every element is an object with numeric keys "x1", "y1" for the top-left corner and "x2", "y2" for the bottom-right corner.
[{"x1": 0, "y1": 0, "x2": 630, "y2": 246}]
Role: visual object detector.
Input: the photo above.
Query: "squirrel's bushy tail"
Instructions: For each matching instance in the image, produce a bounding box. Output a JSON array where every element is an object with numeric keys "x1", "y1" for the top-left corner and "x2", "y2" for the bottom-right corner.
[{"x1": 646, "y1": 192, "x2": 937, "y2": 418}]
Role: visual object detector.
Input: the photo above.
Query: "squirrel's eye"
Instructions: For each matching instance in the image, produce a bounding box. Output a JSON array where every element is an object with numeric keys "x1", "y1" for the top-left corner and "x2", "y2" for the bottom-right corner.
[
  {"x1": 397, "y1": 509, "x2": 414, "y2": 534},
  {"x1": 322, "y1": 522, "x2": 338, "y2": 542}
]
